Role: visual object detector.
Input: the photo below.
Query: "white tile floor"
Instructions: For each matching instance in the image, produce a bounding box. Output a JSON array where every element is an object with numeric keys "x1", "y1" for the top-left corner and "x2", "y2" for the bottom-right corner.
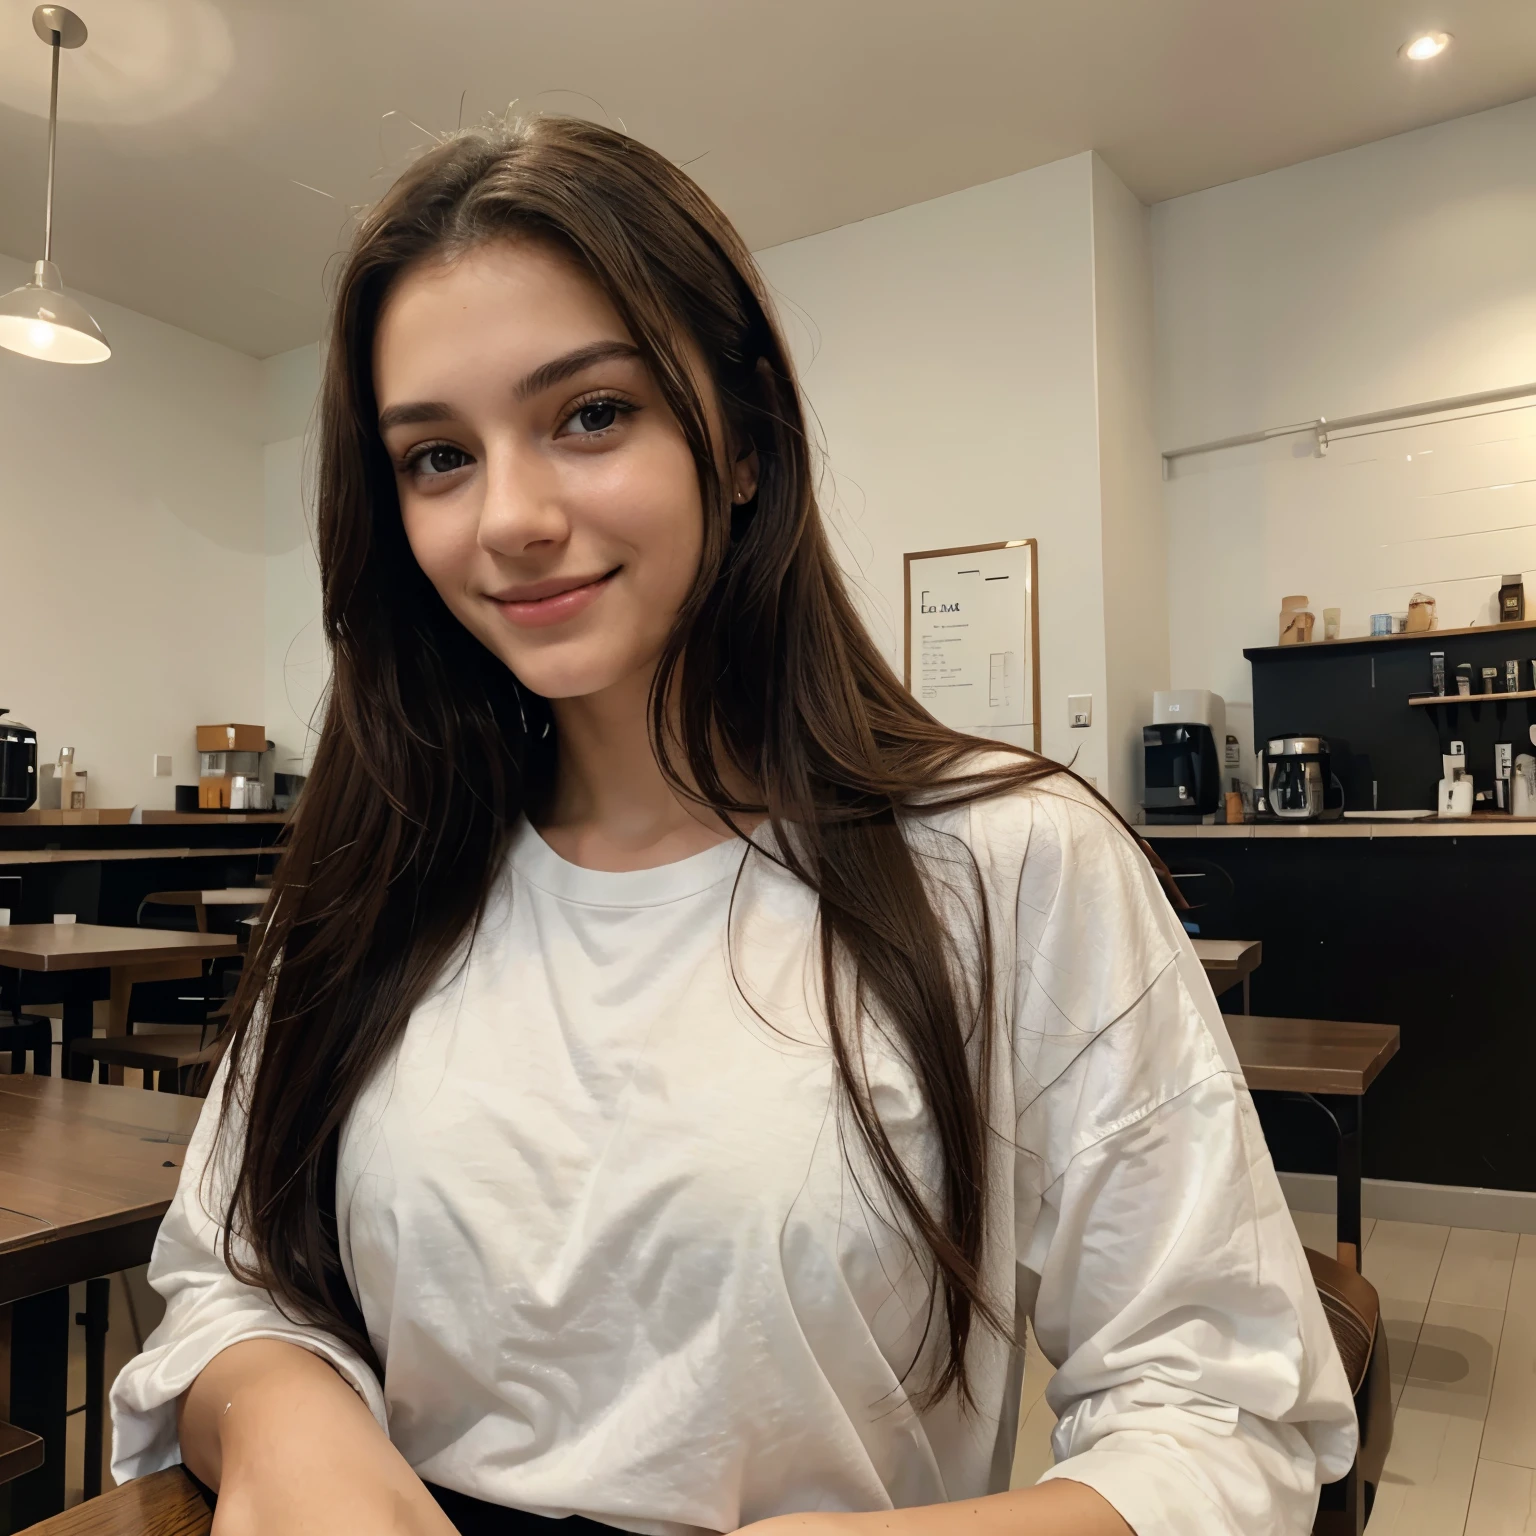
[
  {"x1": 1012, "y1": 1211, "x2": 1536, "y2": 1534},
  {"x1": 61, "y1": 1211, "x2": 1536, "y2": 1534}
]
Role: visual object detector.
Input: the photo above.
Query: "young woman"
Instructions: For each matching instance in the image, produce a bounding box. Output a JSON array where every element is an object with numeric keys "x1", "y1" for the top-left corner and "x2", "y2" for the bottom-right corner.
[{"x1": 113, "y1": 117, "x2": 1354, "y2": 1536}]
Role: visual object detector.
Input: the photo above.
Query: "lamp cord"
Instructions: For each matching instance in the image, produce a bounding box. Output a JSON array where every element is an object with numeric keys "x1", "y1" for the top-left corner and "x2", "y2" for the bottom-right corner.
[{"x1": 44, "y1": 27, "x2": 60, "y2": 263}]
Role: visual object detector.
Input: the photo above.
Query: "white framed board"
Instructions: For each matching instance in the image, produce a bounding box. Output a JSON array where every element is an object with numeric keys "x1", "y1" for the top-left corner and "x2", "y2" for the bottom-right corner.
[{"x1": 903, "y1": 539, "x2": 1040, "y2": 752}]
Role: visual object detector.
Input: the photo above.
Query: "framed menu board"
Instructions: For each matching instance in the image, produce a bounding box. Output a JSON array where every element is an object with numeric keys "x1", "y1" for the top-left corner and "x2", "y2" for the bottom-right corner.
[{"x1": 903, "y1": 539, "x2": 1040, "y2": 751}]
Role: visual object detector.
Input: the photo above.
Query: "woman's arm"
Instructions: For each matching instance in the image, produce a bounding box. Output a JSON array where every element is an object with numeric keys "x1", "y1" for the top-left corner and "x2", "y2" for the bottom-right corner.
[
  {"x1": 742, "y1": 1482, "x2": 1131, "y2": 1536},
  {"x1": 179, "y1": 1338, "x2": 456, "y2": 1536}
]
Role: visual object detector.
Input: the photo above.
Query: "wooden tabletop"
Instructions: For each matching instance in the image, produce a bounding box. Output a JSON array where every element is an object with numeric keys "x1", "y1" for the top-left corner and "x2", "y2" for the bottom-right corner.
[
  {"x1": 19, "y1": 1465, "x2": 211, "y2": 1534},
  {"x1": 1192, "y1": 937, "x2": 1263, "y2": 973},
  {"x1": 0, "y1": 1076, "x2": 202, "y2": 1304},
  {"x1": 145, "y1": 888, "x2": 270, "y2": 907},
  {"x1": 1224, "y1": 1014, "x2": 1400, "y2": 1096},
  {"x1": 0, "y1": 923, "x2": 237, "y2": 972},
  {"x1": 0, "y1": 1420, "x2": 44, "y2": 1485}
]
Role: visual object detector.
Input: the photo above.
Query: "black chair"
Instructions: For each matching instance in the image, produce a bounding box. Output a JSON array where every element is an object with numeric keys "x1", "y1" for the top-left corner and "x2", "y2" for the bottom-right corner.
[
  {"x1": 0, "y1": 966, "x2": 55, "y2": 1074},
  {"x1": 124, "y1": 894, "x2": 246, "y2": 1038},
  {"x1": 1163, "y1": 856, "x2": 1239, "y2": 940}
]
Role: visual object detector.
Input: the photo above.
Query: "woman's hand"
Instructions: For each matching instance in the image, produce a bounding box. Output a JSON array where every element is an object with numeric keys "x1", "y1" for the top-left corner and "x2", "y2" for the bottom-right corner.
[{"x1": 178, "y1": 1338, "x2": 457, "y2": 1536}]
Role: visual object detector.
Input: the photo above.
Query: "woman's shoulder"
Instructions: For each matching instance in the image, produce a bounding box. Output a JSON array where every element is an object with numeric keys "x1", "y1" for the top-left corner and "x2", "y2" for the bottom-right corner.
[{"x1": 908, "y1": 748, "x2": 1147, "y2": 896}]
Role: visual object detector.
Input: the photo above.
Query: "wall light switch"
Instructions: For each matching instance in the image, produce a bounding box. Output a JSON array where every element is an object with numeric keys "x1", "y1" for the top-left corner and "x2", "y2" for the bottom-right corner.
[
  {"x1": 1067, "y1": 694, "x2": 1093, "y2": 728},
  {"x1": 153, "y1": 754, "x2": 173, "y2": 777}
]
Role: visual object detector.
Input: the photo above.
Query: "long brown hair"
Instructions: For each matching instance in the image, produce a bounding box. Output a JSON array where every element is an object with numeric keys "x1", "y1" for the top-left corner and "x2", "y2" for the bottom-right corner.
[{"x1": 220, "y1": 114, "x2": 1082, "y2": 1408}]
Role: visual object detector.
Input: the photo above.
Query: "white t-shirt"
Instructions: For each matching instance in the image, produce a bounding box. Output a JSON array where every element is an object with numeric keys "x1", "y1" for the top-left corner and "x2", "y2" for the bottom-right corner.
[{"x1": 111, "y1": 779, "x2": 1356, "y2": 1535}]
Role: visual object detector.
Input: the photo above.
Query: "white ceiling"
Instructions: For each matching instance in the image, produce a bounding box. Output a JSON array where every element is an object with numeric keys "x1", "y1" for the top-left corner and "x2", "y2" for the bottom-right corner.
[{"x1": 1, "y1": 0, "x2": 1533, "y2": 359}]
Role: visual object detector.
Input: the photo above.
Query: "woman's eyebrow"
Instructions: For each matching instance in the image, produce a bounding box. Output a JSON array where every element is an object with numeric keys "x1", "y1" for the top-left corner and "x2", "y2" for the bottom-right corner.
[
  {"x1": 513, "y1": 340, "x2": 642, "y2": 400},
  {"x1": 377, "y1": 399, "x2": 459, "y2": 433},
  {"x1": 377, "y1": 342, "x2": 643, "y2": 434}
]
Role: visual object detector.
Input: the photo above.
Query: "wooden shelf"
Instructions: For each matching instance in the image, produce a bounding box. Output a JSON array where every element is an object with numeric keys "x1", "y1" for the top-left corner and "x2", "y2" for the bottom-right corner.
[
  {"x1": 1245, "y1": 615, "x2": 1536, "y2": 659},
  {"x1": 1409, "y1": 689, "x2": 1536, "y2": 706},
  {"x1": 0, "y1": 809, "x2": 286, "y2": 825}
]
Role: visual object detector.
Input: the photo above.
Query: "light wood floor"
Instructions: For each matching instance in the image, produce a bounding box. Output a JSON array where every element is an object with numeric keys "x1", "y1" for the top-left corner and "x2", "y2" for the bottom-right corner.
[
  {"x1": 63, "y1": 1210, "x2": 1536, "y2": 1533},
  {"x1": 1013, "y1": 1211, "x2": 1536, "y2": 1534}
]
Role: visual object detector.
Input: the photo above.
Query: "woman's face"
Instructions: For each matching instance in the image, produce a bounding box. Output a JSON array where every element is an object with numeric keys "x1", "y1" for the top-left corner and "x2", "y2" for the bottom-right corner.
[{"x1": 375, "y1": 239, "x2": 750, "y2": 701}]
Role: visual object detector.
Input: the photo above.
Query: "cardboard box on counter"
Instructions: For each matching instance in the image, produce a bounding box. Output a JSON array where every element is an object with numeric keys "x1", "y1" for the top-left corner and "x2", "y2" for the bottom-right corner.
[
  {"x1": 199, "y1": 775, "x2": 235, "y2": 809},
  {"x1": 196, "y1": 724, "x2": 267, "y2": 754}
]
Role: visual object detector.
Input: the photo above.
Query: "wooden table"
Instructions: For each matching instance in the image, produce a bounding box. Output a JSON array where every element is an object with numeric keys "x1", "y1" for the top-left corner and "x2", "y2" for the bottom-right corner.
[
  {"x1": 1225, "y1": 1014, "x2": 1400, "y2": 1273},
  {"x1": 142, "y1": 889, "x2": 269, "y2": 935},
  {"x1": 0, "y1": 1077, "x2": 202, "y2": 1529},
  {"x1": 1192, "y1": 937, "x2": 1262, "y2": 1013},
  {"x1": 0, "y1": 925, "x2": 237, "y2": 1083},
  {"x1": 21, "y1": 1466, "x2": 210, "y2": 1535}
]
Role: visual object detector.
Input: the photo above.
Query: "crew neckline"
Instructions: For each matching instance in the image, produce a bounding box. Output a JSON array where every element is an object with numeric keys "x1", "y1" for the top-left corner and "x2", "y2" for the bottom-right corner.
[{"x1": 508, "y1": 818, "x2": 751, "y2": 908}]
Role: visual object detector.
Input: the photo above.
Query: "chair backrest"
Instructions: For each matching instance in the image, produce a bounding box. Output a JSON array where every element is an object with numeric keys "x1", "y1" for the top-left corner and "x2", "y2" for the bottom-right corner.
[
  {"x1": 1306, "y1": 1247, "x2": 1379, "y2": 1392},
  {"x1": 1305, "y1": 1246, "x2": 1392, "y2": 1491},
  {"x1": 1161, "y1": 857, "x2": 1238, "y2": 939}
]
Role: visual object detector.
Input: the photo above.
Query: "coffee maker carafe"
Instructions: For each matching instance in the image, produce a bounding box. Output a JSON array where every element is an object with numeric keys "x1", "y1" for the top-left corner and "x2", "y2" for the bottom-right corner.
[{"x1": 1259, "y1": 736, "x2": 1345, "y2": 821}]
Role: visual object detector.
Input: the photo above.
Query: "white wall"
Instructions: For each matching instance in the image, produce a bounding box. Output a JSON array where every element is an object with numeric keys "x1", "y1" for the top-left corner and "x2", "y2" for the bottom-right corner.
[
  {"x1": 262, "y1": 343, "x2": 326, "y2": 777},
  {"x1": 757, "y1": 153, "x2": 1116, "y2": 789},
  {"x1": 0, "y1": 253, "x2": 268, "y2": 809},
  {"x1": 1155, "y1": 96, "x2": 1536, "y2": 778},
  {"x1": 1092, "y1": 156, "x2": 1168, "y2": 813}
]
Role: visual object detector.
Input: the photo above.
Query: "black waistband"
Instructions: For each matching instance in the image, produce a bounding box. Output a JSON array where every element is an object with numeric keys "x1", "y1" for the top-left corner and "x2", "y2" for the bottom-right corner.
[{"x1": 427, "y1": 1484, "x2": 631, "y2": 1536}]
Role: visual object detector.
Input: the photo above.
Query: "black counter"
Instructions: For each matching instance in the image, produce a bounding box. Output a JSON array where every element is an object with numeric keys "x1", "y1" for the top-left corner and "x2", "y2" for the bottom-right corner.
[{"x1": 1153, "y1": 827, "x2": 1535, "y2": 1192}]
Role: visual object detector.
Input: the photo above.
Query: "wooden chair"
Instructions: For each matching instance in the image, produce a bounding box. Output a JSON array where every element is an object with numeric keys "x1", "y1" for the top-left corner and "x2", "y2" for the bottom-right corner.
[
  {"x1": 0, "y1": 1421, "x2": 44, "y2": 1486},
  {"x1": 1308, "y1": 1246, "x2": 1392, "y2": 1535},
  {"x1": 70, "y1": 1030, "x2": 227, "y2": 1097},
  {"x1": 17, "y1": 1465, "x2": 211, "y2": 1535}
]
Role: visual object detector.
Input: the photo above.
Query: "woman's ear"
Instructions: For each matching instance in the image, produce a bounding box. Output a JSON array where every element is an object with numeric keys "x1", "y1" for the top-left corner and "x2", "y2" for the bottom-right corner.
[{"x1": 731, "y1": 442, "x2": 759, "y2": 505}]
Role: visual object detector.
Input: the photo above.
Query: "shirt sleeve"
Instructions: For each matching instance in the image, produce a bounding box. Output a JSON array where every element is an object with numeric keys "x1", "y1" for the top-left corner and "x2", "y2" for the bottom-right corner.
[
  {"x1": 110, "y1": 1040, "x2": 388, "y2": 1486},
  {"x1": 1006, "y1": 790, "x2": 1358, "y2": 1536}
]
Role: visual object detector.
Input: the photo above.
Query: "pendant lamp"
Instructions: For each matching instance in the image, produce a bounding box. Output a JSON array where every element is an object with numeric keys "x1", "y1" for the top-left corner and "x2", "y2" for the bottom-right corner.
[{"x1": 0, "y1": 6, "x2": 110, "y2": 364}]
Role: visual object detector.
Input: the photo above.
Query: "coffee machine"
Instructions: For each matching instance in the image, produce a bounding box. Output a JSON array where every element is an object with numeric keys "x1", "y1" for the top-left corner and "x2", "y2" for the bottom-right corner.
[
  {"x1": 1142, "y1": 690, "x2": 1225, "y2": 823},
  {"x1": 1258, "y1": 736, "x2": 1345, "y2": 821},
  {"x1": 0, "y1": 710, "x2": 37, "y2": 812}
]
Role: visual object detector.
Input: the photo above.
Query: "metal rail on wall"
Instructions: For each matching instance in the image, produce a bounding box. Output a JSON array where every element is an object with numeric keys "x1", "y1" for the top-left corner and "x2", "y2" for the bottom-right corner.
[{"x1": 1160, "y1": 380, "x2": 1536, "y2": 478}]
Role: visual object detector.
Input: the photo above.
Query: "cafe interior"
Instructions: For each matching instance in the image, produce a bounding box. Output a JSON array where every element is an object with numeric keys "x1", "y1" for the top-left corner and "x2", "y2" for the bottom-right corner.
[{"x1": 2, "y1": 3, "x2": 1535, "y2": 1532}]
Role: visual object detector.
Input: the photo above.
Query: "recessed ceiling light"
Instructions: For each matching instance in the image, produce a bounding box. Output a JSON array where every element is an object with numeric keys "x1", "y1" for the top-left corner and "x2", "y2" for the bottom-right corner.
[{"x1": 1401, "y1": 31, "x2": 1451, "y2": 61}]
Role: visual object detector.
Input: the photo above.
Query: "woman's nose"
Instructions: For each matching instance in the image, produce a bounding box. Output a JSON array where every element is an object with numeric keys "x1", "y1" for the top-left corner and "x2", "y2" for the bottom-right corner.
[{"x1": 476, "y1": 442, "x2": 569, "y2": 556}]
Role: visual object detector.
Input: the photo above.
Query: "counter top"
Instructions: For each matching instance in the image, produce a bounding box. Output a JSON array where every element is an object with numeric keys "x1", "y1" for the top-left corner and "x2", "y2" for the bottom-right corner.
[
  {"x1": 1141, "y1": 816, "x2": 1536, "y2": 839},
  {"x1": 0, "y1": 846, "x2": 280, "y2": 866},
  {"x1": 0, "y1": 810, "x2": 285, "y2": 826}
]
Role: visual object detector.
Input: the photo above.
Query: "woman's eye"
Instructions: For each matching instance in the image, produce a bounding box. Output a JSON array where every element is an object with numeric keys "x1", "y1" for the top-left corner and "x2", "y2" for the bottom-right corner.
[
  {"x1": 413, "y1": 445, "x2": 472, "y2": 477},
  {"x1": 561, "y1": 399, "x2": 631, "y2": 437}
]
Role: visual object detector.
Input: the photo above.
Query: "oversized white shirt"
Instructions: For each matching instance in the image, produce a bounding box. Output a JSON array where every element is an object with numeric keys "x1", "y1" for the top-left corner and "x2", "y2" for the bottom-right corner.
[{"x1": 111, "y1": 779, "x2": 1356, "y2": 1535}]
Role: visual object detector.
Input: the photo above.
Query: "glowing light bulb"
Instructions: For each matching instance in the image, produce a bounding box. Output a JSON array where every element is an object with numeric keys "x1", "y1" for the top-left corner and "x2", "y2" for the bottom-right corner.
[
  {"x1": 1402, "y1": 31, "x2": 1451, "y2": 61},
  {"x1": 28, "y1": 322, "x2": 54, "y2": 350}
]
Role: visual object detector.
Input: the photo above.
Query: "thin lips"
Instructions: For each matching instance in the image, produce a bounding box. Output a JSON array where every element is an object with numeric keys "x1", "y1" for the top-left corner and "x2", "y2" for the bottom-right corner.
[{"x1": 489, "y1": 570, "x2": 614, "y2": 604}]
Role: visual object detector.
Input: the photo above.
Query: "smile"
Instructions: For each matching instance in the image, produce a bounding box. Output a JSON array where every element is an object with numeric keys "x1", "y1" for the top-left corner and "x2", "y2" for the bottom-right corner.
[{"x1": 489, "y1": 568, "x2": 620, "y2": 629}]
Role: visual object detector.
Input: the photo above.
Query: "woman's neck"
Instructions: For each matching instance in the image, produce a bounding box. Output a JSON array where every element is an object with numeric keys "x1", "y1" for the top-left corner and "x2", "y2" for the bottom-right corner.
[{"x1": 536, "y1": 665, "x2": 741, "y2": 872}]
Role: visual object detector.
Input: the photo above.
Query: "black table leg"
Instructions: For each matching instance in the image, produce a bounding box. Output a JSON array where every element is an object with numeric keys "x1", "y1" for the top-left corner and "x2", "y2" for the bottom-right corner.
[
  {"x1": 79, "y1": 1277, "x2": 109, "y2": 1499},
  {"x1": 61, "y1": 1000, "x2": 93, "y2": 1081},
  {"x1": 1262, "y1": 1090, "x2": 1366, "y2": 1271},
  {"x1": 7, "y1": 1286, "x2": 69, "y2": 1529},
  {"x1": 1325, "y1": 1093, "x2": 1363, "y2": 1269}
]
